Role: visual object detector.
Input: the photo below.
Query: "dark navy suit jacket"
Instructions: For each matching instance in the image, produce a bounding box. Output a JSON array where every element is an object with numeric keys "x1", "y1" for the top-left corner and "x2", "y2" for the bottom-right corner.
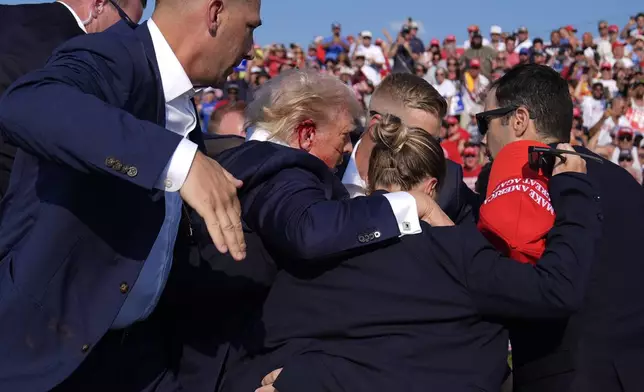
[
  {"x1": 509, "y1": 147, "x2": 644, "y2": 392},
  {"x1": 219, "y1": 173, "x2": 602, "y2": 392},
  {"x1": 0, "y1": 21, "x2": 203, "y2": 391},
  {"x1": 169, "y1": 140, "x2": 408, "y2": 391},
  {"x1": 0, "y1": 2, "x2": 85, "y2": 199}
]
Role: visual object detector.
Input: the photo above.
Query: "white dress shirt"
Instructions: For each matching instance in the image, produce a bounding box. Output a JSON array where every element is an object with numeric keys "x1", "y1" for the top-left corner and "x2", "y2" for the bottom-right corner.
[{"x1": 112, "y1": 19, "x2": 198, "y2": 328}]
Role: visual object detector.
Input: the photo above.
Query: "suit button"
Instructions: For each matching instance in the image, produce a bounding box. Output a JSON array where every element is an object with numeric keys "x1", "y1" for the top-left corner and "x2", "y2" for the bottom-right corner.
[
  {"x1": 594, "y1": 195, "x2": 601, "y2": 202},
  {"x1": 81, "y1": 344, "x2": 90, "y2": 353},
  {"x1": 105, "y1": 157, "x2": 115, "y2": 167},
  {"x1": 374, "y1": 231, "x2": 381, "y2": 238},
  {"x1": 368, "y1": 233, "x2": 375, "y2": 241},
  {"x1": 358, "y1": 235, "x2": 365, "y2": 243},
  {"x1": 119, "y1": 282, "x2": 129, "y2": 294},
  {"x1": 597, "y1": 213, "x2": 603, "y2": 221},
  {"x1": 120, "y1": 165, "x2": 130, "y2": 174},
  {"x1": 113, "y1": 161, "x2": 123, "y2": 171},
  {"x1": 127, "y1": 167, "x2": 138, "y2": 177}
]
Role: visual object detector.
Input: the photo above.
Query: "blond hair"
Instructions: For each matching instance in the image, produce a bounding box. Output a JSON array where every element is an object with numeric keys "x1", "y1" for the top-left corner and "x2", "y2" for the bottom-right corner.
[
  {"x1": 245, "y1": 69, "x2": 364, "y2": 142},
  {"x1": 372, "y1": 73, "x2": 447, "y2": 118},
  {"x1": 367, "y1": 113, "x2": 446, "y2": 194}
]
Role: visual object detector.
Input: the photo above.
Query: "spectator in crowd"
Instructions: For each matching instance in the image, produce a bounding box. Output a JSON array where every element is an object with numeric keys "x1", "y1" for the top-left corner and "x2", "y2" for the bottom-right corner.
[
  {"x1": 461, "y1": 145, "x2": 481, "y2": 191},
  {"x1": 389, "y1": 25, "x2": 415, "y2": 73},
  {"x1": 581, "y1": 82, "x2": 607, "y2": 128},
  {"x1": 514, "y1": 26, "x2": 533, "y2": 53},
  {"x1": 406, "y1": 20, "x2": 425, "y2": 55},
  {"x1": 463, "y1": 24, "x2": 490, "y2": 49},
  {"x1": 489, "y1": 25, "x2": 506, "y2": 52},
  {"x1": 322, "y1": 22, "x2": 350, "y2": 62},
  {"x1": 461, "y1": 58, "x2": 490, "y2": 118},
  {"x1": 462, "y1": 32, "x2": 496, "y2": 78}
]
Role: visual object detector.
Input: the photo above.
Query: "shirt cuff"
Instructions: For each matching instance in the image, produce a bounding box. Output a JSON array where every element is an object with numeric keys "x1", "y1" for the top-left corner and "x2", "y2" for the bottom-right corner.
[
  {"x1": 154, "y1": 138, "x2": 198, "y2": 192},
  {"x1": 382, "y1": 192, "x2": 422, "y2": 236}
]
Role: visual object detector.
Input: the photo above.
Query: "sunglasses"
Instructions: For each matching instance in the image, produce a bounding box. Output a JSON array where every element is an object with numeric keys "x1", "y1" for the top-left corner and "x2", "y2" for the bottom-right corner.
[
  {"x1": 618, "y1": 134, "x2": 633, "y2": 142},
  {"x1": 619, "y1": 156, "x2": 633, "y2": 162},
  {"x1": 463, "y1": 154, "x2": 476, "y2": 158},
  {"x1": 528, "y1": 146, "x2": 603, "y2": 176},
  {"x1": 107, "y1": 0, "x2": 137, "y2": 28},
  {"x1": 475, "y1": 105, "x2": 519, "y2": 136}
]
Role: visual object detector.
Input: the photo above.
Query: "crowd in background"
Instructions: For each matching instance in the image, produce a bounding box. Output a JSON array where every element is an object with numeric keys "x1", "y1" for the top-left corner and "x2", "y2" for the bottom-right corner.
[{"x1": 196, "y1": 12, "x2": 644, "y2": 187}]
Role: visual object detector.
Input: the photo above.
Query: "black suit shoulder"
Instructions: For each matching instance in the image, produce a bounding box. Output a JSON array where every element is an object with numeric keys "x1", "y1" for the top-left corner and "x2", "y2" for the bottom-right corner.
[{"x1": 0, "y1": 3, "x2": 83, "y2": 96}]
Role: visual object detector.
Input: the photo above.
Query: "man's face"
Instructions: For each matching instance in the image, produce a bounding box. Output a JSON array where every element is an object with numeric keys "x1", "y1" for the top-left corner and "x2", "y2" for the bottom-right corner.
[
  {"x1": 619, "y1": 154, "x2": 634, "y2": 169},
  {"x1": 592, "y1": 84, "x2": 604, "y2": 99},
  {"x1": 369, "y1": 96, "x2": 441, "y2": 138},
  {"x1": 206, "y1": 0, "x2": 261, "y2": 84},
  {"x1": 309, "y1": 109, "x2": 354, "y2": 168},
  {"x1": 362, "y1": 36, "x2": 372, "y2": 46},
  {"x1": 482, "y1": 89, "x2": 516, "y2": 158},
  {"x1": 612, "y1": 98, "x2": 626, "y2": 115},
  {"x1": 618, "y1": 132, "x2": 634, "y2": 150},
  {"x1": 506, "y1": 39, "x2": 515, "y2": 52},
  {"x1": 332, "y1": 26, "x2": 341, "y2": 36},
  {"x1": 598, "y1": 22, "x2": 608, "y2": 36},
  {"x1": 355, "y1": 56, "x2": 365, "y2": 67},
  {"x1": 463, "y1": 154, "x2": 477, "y2": 168}
]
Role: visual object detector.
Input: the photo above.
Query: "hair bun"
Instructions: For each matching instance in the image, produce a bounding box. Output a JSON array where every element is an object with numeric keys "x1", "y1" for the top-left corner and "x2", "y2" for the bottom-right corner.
[{"x1": 371, "y1": 113, "x2": 409, "y2": 153}]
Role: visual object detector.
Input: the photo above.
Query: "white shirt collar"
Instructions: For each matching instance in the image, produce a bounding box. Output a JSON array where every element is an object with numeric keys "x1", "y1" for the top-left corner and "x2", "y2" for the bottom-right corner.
[
  {"x1": 246, "y1": 128, "x2": 290, "y2": 147},
  {"x1": 147, "y1": 19, "x2": 195, "y2": 102},
  {"x1": 341, "y1": 139, "x2": 367, "y2": 197},
  {"x1": 57, "y1": 1, "x2": 87, "y2": 33}
]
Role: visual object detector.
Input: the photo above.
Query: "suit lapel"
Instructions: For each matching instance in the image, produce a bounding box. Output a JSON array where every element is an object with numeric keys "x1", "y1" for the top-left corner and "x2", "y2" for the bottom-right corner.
[{"x1": 135, "y1": 22, "x2": 165, "y2": 127}]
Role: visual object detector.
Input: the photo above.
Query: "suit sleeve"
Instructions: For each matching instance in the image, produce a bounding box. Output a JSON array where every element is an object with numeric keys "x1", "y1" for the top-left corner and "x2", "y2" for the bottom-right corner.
[
  {"x1": 0, "y1": 35, "x2": 181, "y2": 190},
  {"x1": 458, "y1": 173, "x2": 602, "y2": 318},
  {"x1": 438, "y1": 161, "x2": 477, "y2": 224},
  {"x1": 245, "y1": 167, "x2": 401, "y2": 264}
]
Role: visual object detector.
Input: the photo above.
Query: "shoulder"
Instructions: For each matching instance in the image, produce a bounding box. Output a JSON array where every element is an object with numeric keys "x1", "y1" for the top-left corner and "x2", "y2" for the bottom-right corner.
[
  {"x1": 219, "y1": 142, "x2": 332, "y2": 188},
  {"x1": 52, "y1": 23, "x2": 146, "y2": 68}
]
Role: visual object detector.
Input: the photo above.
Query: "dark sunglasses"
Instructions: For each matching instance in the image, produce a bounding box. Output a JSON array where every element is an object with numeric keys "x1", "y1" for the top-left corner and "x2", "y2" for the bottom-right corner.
[
  {"x1": 618, "y1": 134, "x2": 633, "y2": 142},
  {"x1": 107, "y1": 0, "x2": 138, "y2": 28},
  {"x1": 619, "y1": 156, "x2": 633, "y2": 162},
  {"x1": 528, "y1": 146, "x2": 603, "y2": 177},
  {"x1": 476, "y1": 106, "x2": 519, "y2": 136}
]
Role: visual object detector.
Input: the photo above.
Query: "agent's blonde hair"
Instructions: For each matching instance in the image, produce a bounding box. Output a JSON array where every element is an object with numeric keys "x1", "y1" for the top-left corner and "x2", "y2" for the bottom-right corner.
[
  {"x1": 367, "y1": 113, "x2": 446, "y2": 194},
  {"x1": 372, "y1": 73, "x2": 447, "y2": 118},
  {"x1": 245, "y1": 69, "x2": 364, "y2": 142}
]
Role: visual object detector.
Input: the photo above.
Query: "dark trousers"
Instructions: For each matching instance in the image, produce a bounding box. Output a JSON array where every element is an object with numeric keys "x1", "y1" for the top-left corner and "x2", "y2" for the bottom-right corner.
[{"x1": 52, "y1": 305, "x2": 181, "y2": 392}]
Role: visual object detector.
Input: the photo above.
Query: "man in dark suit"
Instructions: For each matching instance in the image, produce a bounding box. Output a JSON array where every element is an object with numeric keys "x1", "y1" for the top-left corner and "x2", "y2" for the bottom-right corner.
[
  {"x1": 219, "y1": 144, "x2": 601, "y2": 392},
  {"x1": 478, "y1": 64, "x2": 644, "y2": 392},
  {"x1": 338, "y1": 73, "x2": 478, "y2": 223},
  {"x1": 168, "y1": 69, "x2": 447, "y2": 392},
  {"x1": 0, "y1": 0, "x2": 260, "y2": 388},
  {"x1": 0, "y1": 0, "x2": 145, "y2": 199}
]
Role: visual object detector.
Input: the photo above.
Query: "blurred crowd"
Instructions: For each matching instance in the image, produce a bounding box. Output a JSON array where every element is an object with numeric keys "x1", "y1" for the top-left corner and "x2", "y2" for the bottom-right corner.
[{"x1": 196, "y1": 12, "x2": 644, "y2": 187}]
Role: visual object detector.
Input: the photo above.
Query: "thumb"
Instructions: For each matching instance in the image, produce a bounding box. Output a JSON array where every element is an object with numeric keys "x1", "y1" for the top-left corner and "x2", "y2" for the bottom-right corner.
[{"x1": 223, "y1": 168, "x2": 244, "y2": 188}]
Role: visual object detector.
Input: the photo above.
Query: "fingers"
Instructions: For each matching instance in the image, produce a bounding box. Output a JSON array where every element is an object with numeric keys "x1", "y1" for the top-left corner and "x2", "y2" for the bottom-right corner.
[
  {"x1": 255, "y1": 386, "x2": 276, "y2": 392},
  {"x1": 553, "y1": 143, "x2": 586, "y2": 175},
  {"x1": 261, "y1": 368, "x2": 282, "y2": 386},
  {"x1": 213, "y1": 190, "x2": 245, "y2": 261},
  {"x1": 203, "y1": 210, "x2": 228, "y2": 254}
]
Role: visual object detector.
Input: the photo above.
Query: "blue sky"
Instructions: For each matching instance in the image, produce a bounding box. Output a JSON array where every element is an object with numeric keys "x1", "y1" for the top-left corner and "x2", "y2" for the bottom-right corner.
[{"x1": 6, "y1": 0, "x2": 642, "y2": 46}]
